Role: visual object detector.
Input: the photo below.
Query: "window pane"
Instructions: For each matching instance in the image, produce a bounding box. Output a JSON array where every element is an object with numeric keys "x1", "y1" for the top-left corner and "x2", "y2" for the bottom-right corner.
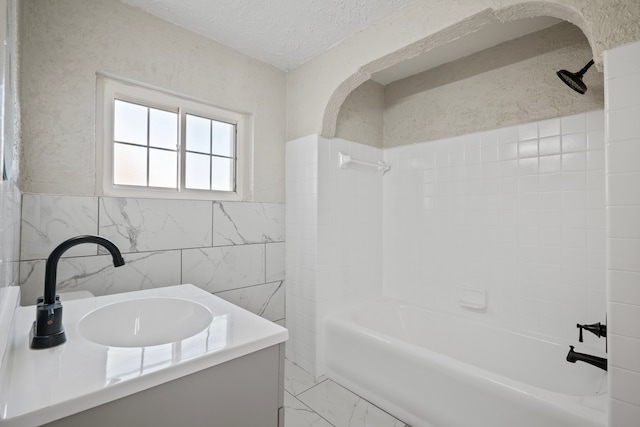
[
  {"x1": 114, "y1": 143, "x2": 147, "y2": 186},
  {"x1": 149, "y1": 148, "x2": 177, "y2": 188},
  {"x1": 149, "y1": 108, "x2": 178, "y2": 150},
  {"x1": 185, "y1": 152, "x2": 210, "y2": 190},
  {"x1": 211, "y1": 157, "x2": 234, "y2": 192},
  {"x1": 114, "y1": 100, "x2": 147, "y2": 145},
  {"x1": 212, "y1": 121, "x2": 235, "y2": 157},
  {"x1": 186, "y1": 115, "x2": 211, "y2": 154}
]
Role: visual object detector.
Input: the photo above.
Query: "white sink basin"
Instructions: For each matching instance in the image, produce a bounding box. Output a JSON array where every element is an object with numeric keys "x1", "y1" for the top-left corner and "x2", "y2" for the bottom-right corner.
[{"x1": 78, "y1": 297, "x2": 213, "y2": 347}]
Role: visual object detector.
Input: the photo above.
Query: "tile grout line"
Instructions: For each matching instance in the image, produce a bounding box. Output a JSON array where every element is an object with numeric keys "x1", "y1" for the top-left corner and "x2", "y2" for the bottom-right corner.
[
  {"x1": 294, "y1": 377, "x2": 411, "y2": 427},
  {"x1": 293, "y1": 377, "x2": 330, "y2": 399},
  {"x1": 286, "y1": 389, "x2": 337, "y2": 427}
]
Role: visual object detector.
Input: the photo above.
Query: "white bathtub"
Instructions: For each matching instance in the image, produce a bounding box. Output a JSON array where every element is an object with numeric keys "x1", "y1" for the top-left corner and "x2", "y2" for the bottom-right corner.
[{"x1": 323, "y1": 298, "x2": 607, "y2": 427}]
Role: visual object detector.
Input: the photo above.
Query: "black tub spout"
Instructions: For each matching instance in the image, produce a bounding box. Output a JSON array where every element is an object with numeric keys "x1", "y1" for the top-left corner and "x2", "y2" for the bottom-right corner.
[{"x1": 566, "y1": 345, "x2": 607, "y2": 371}]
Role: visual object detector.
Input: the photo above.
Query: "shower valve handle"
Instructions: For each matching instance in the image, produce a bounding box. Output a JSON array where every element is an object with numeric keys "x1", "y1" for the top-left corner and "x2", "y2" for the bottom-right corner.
[{"x1": 576, "y1": 322, "x2": 607, "y2": 342}]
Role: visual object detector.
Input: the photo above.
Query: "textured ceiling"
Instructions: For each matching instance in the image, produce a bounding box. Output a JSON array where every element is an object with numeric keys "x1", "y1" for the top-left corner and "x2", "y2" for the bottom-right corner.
[{"x1": 120, "y1": 0, "x2": 416, "y2": 71}]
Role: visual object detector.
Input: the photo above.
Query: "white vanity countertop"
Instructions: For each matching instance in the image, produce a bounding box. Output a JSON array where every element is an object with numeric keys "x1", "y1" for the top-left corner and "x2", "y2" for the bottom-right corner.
[{"x1": 0, "y1": 284, "x2": 288, "y2": 427}]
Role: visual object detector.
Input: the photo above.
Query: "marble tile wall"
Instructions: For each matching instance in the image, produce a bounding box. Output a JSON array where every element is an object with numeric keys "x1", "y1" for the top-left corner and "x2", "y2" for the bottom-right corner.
[
  {"x1": 19, "y1": 195, "x2": 285, "y2": 323},
  {"x1": 0, "y1": 180, "x2": 20, "y2": 289},
  {"x1": 0, "y1": 180, "x2": 21, "y2": 402}
]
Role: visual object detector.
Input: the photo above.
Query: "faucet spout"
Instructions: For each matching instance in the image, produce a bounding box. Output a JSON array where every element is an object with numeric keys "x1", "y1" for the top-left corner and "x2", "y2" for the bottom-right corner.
[
  {"x1": 30, "y1": 235, "x2": 125, "y2": 349},
  {"x1": 43, "y1": 235, "x2": 125, "y2": 305},
  {"x1": 566, "y1": 345, "x2": 607, "y2": 371}
]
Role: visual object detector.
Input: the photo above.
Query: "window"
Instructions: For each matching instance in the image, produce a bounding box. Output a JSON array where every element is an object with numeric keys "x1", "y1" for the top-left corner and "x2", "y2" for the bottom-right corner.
[{"x1": 97, "y1": 76, "x2": 248, "y2": 200}]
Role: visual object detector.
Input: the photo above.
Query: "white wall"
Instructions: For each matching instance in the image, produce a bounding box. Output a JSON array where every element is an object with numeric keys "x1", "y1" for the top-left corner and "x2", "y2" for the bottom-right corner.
[
  {"x1": 20, "y1": 0, "x2": 286, "y2": 202},
  {"x1": 335, "y1": 80, "x2": 384, "y2": 148},
  {"x1": 604, "y1": 39, "x2": 640, "y2": 425},
  {"x1": 384, "y1": 111, "x2": 606, "y2": 347}
]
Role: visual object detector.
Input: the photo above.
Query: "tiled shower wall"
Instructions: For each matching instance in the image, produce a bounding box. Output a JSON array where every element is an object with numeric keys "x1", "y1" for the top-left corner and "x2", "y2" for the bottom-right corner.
[
  {"x1": 605, "y1": 39, "x2": 640, "y2": 425},
  {"x1": 19, "y1": 196, "x2": 285, "y2": 323},
  {"x1": 286, "y1": 135, "x2": 384, "y2": 375},
  {"x1": 316, "y1": 136, "x2": 383, "y2": 369},
  {"x1": 384, "y1": 110, "x2": 607, "y2": 344}
]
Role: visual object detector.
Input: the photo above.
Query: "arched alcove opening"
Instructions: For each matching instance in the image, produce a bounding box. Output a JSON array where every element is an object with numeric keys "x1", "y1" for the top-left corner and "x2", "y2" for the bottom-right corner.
[
  {"x1": 334, "y1": 18, "x2": 602, "y2": 148},
  {"x1": 321, "y1": 2, "x2": 599, "y2": 142}
]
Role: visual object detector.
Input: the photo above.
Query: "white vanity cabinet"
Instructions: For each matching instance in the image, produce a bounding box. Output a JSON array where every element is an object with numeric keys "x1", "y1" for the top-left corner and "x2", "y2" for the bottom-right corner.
[
  {"x1": 43, "y1": 343, "x2": 285, "y2": 427},
  {"x1": 0, "y1": 285, "x2": 288, "y2": 427}
]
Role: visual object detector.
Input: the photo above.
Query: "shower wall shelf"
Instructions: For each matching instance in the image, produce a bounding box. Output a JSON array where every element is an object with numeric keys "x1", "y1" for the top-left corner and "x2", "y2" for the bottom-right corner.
[{"x1": 338, "y1": 152, "x2": 391, "y2": 175}]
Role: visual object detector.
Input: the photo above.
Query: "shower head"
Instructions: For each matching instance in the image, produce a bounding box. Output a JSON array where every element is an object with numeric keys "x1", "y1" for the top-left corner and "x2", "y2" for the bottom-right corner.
[{"x1": 556, "y1": 59, "x2": 594, "y2": 95}]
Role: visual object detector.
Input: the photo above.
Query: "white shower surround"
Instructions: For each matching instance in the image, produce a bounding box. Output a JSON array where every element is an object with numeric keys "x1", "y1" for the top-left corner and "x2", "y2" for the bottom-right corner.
[
  {"x1": 286, "y1": 108, "x2": 606, "y2": 376},
  {"x1": 284, "y1": 39, "x2": 640, "y2": 426},
  {"x1": 384, "y1": 110, "x2": 606, "y2": 341},
  {"x1": 285, "y1": 136, "x2": 384, "y2": 373}
]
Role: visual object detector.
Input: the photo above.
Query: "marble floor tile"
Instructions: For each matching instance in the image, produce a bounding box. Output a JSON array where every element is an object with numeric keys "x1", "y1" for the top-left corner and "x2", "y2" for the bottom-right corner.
[
  {"x1": 284, "y1": 359, "x2": 325, "y2": 396},
  {"x1": 285, "y1": 392, "x2": 333, "y2": 427},
  {"x1": 296, "y1": 380, "x2": 407, "y2": 427}
]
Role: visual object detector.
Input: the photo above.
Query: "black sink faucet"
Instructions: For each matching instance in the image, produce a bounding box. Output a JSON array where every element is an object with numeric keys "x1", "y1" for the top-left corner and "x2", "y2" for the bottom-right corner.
[{"x1": 30, "y1": 235, "x2": 125, "y2": 349}]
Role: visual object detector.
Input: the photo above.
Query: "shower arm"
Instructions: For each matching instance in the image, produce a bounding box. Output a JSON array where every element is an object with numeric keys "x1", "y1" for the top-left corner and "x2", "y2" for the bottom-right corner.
[{"x1": 576, "y1": 59, "x2": 595, "y2": 77}]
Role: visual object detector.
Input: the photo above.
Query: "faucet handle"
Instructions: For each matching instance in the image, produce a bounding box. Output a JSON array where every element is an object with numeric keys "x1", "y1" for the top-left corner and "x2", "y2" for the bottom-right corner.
[{"x1": 576, "y1": 322, "x2": 607, "y2": 342}]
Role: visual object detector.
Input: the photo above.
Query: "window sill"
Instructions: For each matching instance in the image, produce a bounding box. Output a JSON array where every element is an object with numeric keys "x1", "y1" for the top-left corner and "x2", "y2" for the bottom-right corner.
[{"x1": 99, "y1": 185, "x2": 242, "y2": 202}]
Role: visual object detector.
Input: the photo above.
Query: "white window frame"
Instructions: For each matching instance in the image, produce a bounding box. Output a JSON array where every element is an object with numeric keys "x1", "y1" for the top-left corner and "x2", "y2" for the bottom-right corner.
[{"x1": 96, "y1": 74, "x2": 251, "y2": 201}]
